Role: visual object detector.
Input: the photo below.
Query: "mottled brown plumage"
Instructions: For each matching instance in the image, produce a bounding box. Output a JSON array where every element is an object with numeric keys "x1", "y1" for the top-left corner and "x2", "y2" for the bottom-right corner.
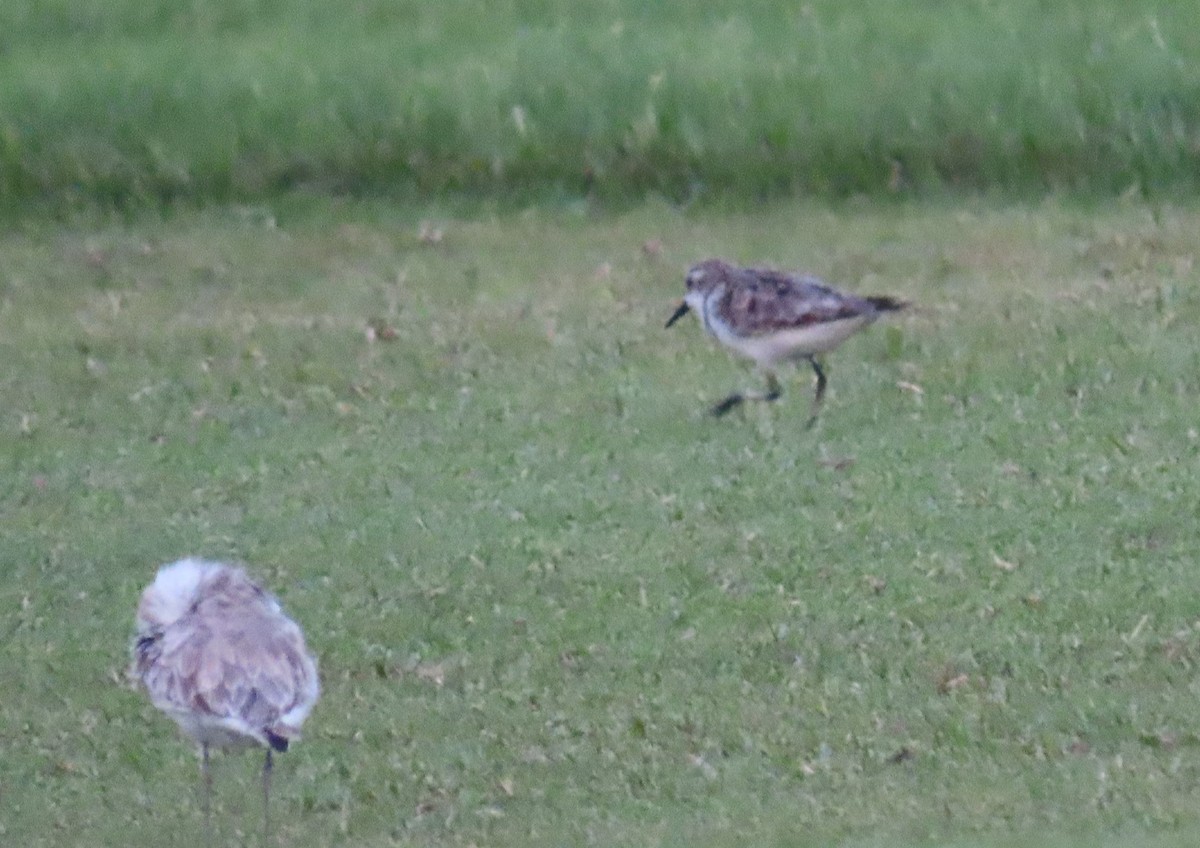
[{"x1": 714, "y1": 264, "x2": 903, "y2": 334}]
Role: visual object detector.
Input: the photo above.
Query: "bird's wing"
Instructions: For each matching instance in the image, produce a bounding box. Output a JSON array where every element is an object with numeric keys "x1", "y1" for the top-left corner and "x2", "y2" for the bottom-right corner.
[
  {"x1": 136, "y1": 620, "x2": 212, "y2": 716},
  {"x1": 139, "y1": 615, "x2": 316, "y2": 733},
  {"x1": 721, "y1": 268, "x2": 873, "y2": 335}
]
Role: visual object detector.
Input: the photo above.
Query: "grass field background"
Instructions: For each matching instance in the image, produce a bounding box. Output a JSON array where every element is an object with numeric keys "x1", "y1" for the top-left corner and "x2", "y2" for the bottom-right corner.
[
  {"x1": 3, "y1": 197, "x2": 1200, "y2": 846},
  {"x1": 5, "y1": 1, "x2": 1200, "y2": 844},
  {"x1": 2, "y1": 0, "x2": 1200, "y2": 207}
]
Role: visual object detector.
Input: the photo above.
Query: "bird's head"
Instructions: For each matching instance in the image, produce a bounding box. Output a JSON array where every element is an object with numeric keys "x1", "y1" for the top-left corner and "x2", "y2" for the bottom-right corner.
[
  {"x1": 666, "y1": 259, "x2": 733, "y2": 328},
  {"x1": 136, "y1": 558, "x2": 219, "y2": 632}
]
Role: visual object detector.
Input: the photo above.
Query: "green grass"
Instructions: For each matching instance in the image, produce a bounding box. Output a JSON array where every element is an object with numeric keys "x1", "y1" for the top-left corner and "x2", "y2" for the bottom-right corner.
[
  {"x1": 2, "y1": 196, "x2": 1200, "y2": 846},
  {"x1": 2, "y1": 1, "x2": 1200, "y2": 208}
]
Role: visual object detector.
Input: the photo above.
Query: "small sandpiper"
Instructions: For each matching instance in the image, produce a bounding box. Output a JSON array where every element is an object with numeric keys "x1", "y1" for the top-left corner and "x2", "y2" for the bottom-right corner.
[{"x1": 666, "y1": 258, "x2": 908, "y2": 424}]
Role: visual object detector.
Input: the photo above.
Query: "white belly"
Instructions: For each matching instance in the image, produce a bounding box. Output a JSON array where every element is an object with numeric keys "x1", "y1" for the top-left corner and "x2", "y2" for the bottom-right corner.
[
  {"x1": 718, "y1": 316, "x2": 873, "y2": 366},
  {"x1": 168, "y1": 708, "x2": 265, "y2": 750}
]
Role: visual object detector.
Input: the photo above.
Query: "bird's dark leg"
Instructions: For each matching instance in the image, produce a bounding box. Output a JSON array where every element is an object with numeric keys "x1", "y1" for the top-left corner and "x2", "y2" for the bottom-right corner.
[
  {"x1": 201, "y1": 743, "x2": 213, "y2": 848},
  {"x1": 710, "y1": 392, "x2": 745, "y2": 417},
  {"x1": 262, "y1": 748, "x2": 274, "y2": 848},
  {"x1": 763, "y1": 372, "x2": 782, "y2": 403},
  {"x1": 805, "y1": 358, "x2": 827, "y2": 429},
  {"x1": 710, "y1": 372, "x2": 782, "y2": 417}
]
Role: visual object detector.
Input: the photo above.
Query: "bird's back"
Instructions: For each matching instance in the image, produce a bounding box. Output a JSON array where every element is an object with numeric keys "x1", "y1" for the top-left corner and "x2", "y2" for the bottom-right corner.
[
  {"x1": 716, "y1": 266, "x2": 884, "y2": 337},
  {"x1": 135, "y1": 566, "x2": 319, "y2": 750}
]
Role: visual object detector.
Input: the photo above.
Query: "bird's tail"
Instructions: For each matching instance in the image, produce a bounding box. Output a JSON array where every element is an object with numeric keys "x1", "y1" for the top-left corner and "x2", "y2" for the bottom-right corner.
[
  {"x1": 264, "y1": 729, "x2": 291, "y2": 752},
  {"x1": 866, "y1": 295, "x2": 909, "y2": 312}
]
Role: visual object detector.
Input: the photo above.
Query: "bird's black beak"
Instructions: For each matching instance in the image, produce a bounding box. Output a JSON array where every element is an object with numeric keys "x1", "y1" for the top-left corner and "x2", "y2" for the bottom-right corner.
[{"x1": 665, "y1": 301, "x2": 690, "y2": 328}]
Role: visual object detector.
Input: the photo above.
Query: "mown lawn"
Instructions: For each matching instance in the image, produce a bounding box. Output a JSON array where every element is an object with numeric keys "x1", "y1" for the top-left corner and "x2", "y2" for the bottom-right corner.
[{"x1": 2, "y1": 197, "x2": 1200, "y2": 846}]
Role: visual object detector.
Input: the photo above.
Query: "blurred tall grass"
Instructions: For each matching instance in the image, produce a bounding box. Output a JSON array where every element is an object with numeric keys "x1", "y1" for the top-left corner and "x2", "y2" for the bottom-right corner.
[{"x1": 2, "y1": 0, "x2": 1198, "y2": 208}]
